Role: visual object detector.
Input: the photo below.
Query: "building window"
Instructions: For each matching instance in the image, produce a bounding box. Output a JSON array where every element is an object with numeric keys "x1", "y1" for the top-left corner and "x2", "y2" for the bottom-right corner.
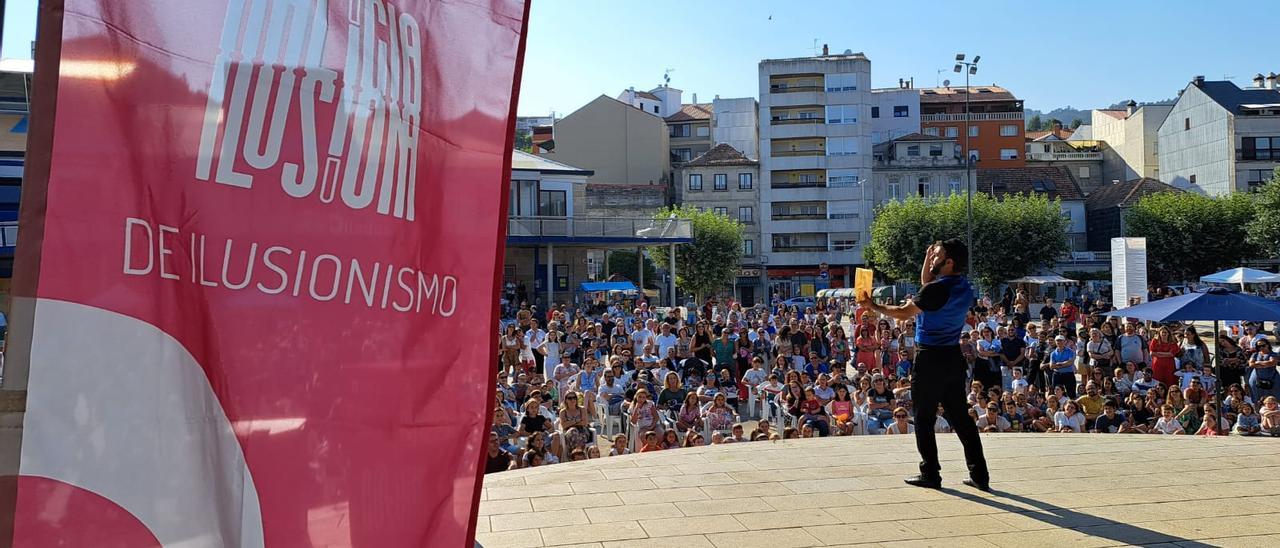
[
  {"x1": 674, "y1": 148, "x2": 693, "y2": 162},
  {"x1": 969, "y1": 126, "x2": 979, "y2": 137},
  {"x1": 738, "y1": 206, "x2": 754, "y2": 224},
  {"x1": 826, "y1": 105, "x2": 858, "y2": 124},
  {"x1": 696, "y1": 126, "x2": 710, "y2": 137},
  {"x1": 1189, "y1": 174, "x2": 1196, "y2": 184},
  {"x1": 798, "y1": 173, "x2": 819, "y2": 183},
  {"x1": 537, "y1": 190, "x2": 567, "y2": 217},
  {"x1": 670, "y1": 124, "x2": 691, "y2": 137},
  {"x1": 828, "y1": 169, "x2": 859, "y2": 186},
  {"x1": 906, "y1": 144, "x2": 921, "y2": 157},
  {"x1": 945, "y1": 127, "x2": 959, "y2": 138},
  {"x1": 1247, "y1": 169, "x2": 1274, "y2": 191},
  {"x1": 831, "y1": 238, "x2": 859, "y2": 251},
  {"x1": 654, "y1": 105, "x2": 660, "y2": 114},
  {"x1": 888, "y1": 182, "x2": 901, "y2": 201},
  {"x1": 688, "y1": 174, "x2": 702, "y2": 190},
  {"x1": 1078, "y1": 166, "x2": 1091, "y2": 179},
  {"x1": 871, "y1": 106, "x2": 880, "y2": 118},
  {"x1": 1000, "y1": 124, "x2": 1018, "y2": 136},
  {"x1": 893, "y1": 105, "x2": 909, "y2": 118},
  {"x1": 923, "y1": 127, "x2": 940, "y2": 136},
  {"x1": 713, "y1": 206, "x2": 728, "y2": 216},
  {"x1": 917, "y1": 176, "x2": 930, "y2": 197},
  {"x1": 825, "y1": 73, "x2": 857, "y2": 92},
  {"x1": 827, "y1": 137, "x2": 858, "y2": 156},
  {"x1": 1000, "y1": 148, "x2": 1018, "y2": 160},
  {"x1": 969, "y1": 150, "x2": 980, "y2": 162},
  {"x1": 1184, "y1": 117, "x2": 1190, "y2": 131},
  {"x1": 929, "y1": 144, "x2": 944, "y2": 157},
  {"x1": 1241, "y1": 136, "x2": 1278, "y2": 160},
  {"x1": 948, "y1": 177, "x2": 962, "y2": 195},
  {"x1": 743, "y1": 239, "x2": 755, "y2": 256},
  {"x1": 739, "y1": 173, "x2": 753, "y2": 189},
  {"x1": 714, "y1": 174, "x2": 728, "y2": 190}
]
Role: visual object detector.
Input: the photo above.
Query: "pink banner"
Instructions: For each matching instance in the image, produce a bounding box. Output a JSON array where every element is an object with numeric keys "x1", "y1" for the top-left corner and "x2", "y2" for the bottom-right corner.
[{"x1": 7, "y1": 0, "x2": 527, "y2": 545}]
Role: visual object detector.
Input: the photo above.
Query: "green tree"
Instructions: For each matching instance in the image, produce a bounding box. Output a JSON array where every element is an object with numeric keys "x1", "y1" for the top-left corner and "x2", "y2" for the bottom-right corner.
[
  {"x1": 514, "y1": 129, "x2": 533, "y2": 152},
  {"x1": 1125, "y1": 191, "x2": 1258, "y2": 284},
  {"x1": 647, "y1": 205, "x2": 744, "y2": 302},
  {"x1": 1070, "y1": 118, "x2": 1084, "y2": 129},
  {"x1": 865, "y1": 193, "x2": 1071, "y2": 290},
  {"x1": 604, "y1": 250, "x2": 658, "y2": 289},
  {"x1": 1248, "y1": 168, "x2": 1280, "y2": 258},
  {"x1": 1027, "y1": 114, "x2": 1043, "y2": 132}
]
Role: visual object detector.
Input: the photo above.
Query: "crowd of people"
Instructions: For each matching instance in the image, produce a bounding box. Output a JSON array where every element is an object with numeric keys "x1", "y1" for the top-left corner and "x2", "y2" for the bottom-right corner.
[{"x1": 486, "y1": 292, "x2": 1280, "y2": 473}]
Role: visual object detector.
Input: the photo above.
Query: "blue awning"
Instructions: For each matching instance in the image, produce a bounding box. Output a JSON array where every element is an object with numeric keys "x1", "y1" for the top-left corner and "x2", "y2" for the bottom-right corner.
[{"x1": 579, "y1": 281, "x2": 638, "y2": 293}]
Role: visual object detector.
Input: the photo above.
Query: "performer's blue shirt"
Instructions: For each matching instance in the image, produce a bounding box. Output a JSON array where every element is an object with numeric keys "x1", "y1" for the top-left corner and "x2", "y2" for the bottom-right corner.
[{"x1": 914, "y1": 275, "x2": 974, "y2": 346}]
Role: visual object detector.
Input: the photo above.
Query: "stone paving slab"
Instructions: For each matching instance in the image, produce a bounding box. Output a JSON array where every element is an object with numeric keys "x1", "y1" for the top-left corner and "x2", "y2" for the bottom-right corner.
[{"x1": 478, "y1": 434, "x2": 1279, "y2": 548}]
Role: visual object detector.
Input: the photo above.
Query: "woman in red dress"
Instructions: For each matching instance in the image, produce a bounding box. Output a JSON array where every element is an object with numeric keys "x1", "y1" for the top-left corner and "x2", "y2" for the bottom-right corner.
[
  {"x1": 855, "y1": 324, "x2": 881, "y2": 376},
  {"x1": 1148, "y1": 325, "x2": 1180, "y2": 387}
]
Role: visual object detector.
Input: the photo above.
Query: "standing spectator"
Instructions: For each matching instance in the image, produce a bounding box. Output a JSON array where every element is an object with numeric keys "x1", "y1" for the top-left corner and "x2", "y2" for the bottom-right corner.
[
  {"x1": 1217, "y1": 333, "x2": 1247, "y2": 391},
  {"x1": 691, "y1": 322, "x2": 714, "y2": 366},
  {"x1": 1118, "y1": 323, "x2": 1148, "y2": 369},
  {"x1": 974, "y1": 326, "x2": 1002, "y2": 393},
  {"x1": 1247, "y1": 339, "x2": 1280, "y2": 402},
  {"x1": 1039, "y1": 297, "x2": 1059, "y2": 325},
  {"x1": 1046, "y1": 335, "x2": 1078, "y2": 398},
  {"x1": 1148, "y1": 326, "x2": 1180, "y2": 388},
  {"x1": 999, "y1": 327, "x2": 1026, "y2": 392},
  {"x1": 526, "y1": 319, "x2": 548, "y2": 375},
  {"x1": 1086, "y1": 329, "x2": 1115, "y2": 388},
  {"x1": 1180, "y1": 327, "x2": 1210, "y2": 374}
]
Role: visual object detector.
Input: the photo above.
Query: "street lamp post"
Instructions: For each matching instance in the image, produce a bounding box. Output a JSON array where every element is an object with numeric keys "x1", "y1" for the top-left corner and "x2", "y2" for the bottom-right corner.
[{"x1": 954, "y1": 54, "x2": 980, "y2": 276}]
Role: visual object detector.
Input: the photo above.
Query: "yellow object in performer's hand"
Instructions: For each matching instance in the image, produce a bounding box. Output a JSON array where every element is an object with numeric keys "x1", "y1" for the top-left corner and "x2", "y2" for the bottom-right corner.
[{"x1": 855, "y1": 268, "x2": 874, "y2": 302}]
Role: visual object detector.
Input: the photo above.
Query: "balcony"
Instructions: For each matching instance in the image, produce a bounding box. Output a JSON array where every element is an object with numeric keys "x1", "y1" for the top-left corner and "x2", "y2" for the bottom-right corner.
[
  {"x1": 920, "y1": 112, "x2": 1024, "y2": 122},
  {"x1": 771, "y1": 213, "x2": 827, "y2": 221},
  {"x1": 771, "y1": 117, "x2": 825, "y2": 125},
  {"x1": 772, "y1": 245, "x2": 828, "y2": 253},
  {"x1": 507, "y1": 216, "x2": 692, "y2": 243},
  {"x1": 1026, "y1": 151, "x2": 1102, "y2": 161},
  {"x1": 0, "y1": 220, "x2": 15, "y2": 248},
  {"x1": 879, "y1": 156, "x2": 965, "y2": 168},
  {"x1": 769, "y1": 85, "x2": 823, "y2": 94},
  {"x1": 772, "y1": 148, "x2": 824, "y2": 157}
]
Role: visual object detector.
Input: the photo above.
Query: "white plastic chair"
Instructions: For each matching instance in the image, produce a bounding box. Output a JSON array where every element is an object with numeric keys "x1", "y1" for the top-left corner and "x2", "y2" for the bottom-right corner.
[{"x1": 596, "y1": 400, "x2": 621, "y2": 437}]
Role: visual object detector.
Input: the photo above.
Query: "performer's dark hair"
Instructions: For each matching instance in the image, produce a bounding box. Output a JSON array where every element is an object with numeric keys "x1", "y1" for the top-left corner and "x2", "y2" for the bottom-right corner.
[{"x1": 940, "y1": 238, "x2": 968, "y2": 273}]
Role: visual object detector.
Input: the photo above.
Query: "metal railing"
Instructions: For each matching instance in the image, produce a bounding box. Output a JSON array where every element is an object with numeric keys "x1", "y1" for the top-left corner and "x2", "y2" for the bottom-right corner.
[
  {"x1": 772, "y1": 149, "x2": 824, "y2": 157},
  {"x1": 0, "y1": 221, "x2": 15, "y2": 247},
  {"x1": 768, "y1": 85, "x2": 823, "y2": 93},
  {"x1": 920, "y1": 112, "x2": 1024, "y2": 122},
  {"x1": 1027, "y1": 151, "x2": 1102, "y2": 161},
  {"x1": 770, "y1": 117, "x2": 825, "y2": 125},
  {"x1": 507, "y1": 216, "x2": 691, "y2": 240},
  {"x1": 772, "y1": 245, "x2": 828, "y2": 253},
  {"x1": 771, "y1": 213, "x2": 826, "y2": 220},
  {"x1": 771, "y1": 181, "x2": 825, "y2": 189}
]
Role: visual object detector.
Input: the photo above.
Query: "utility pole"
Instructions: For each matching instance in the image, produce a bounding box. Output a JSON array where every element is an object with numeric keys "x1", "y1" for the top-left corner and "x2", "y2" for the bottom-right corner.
[{"x1": 954, "y1": 54, "x2": 980, "y2": 276}]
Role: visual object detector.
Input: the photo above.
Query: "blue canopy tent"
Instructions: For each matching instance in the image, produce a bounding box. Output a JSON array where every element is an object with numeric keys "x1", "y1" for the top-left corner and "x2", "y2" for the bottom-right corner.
[
  {"x1": 1104, "y1": 287, "x2": 1280, "y2": 408},
  {"x1": 578, "y1": 281, "x2": 638, "y2": 293}
]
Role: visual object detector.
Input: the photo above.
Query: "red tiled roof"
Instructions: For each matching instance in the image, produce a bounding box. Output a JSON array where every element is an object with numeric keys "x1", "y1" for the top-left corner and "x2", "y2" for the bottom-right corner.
[
  {"x1": 665, "y1": 103, "x2": 713, "y2": 122},
  {"x1": 682, "y1": 143, "x2": 757, "y2": 167},
  {"x1": 976, "y1": 166, "x2": 1084, "y2": 201},
  {"x1": 1026, "y1": 128, "x2": 1074, "y2": 141}
]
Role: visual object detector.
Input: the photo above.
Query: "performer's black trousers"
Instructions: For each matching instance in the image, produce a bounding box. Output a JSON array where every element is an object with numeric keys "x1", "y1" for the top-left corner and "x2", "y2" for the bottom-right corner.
[{"x1": 912, "y1": 344, "x2": 989, "y2": 482}]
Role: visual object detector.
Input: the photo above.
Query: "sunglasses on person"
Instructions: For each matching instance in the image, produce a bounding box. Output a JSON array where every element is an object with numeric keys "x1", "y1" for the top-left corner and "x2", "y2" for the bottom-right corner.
[{"x1": 894, "y1": 413, "x2": 908, "y2": 418}]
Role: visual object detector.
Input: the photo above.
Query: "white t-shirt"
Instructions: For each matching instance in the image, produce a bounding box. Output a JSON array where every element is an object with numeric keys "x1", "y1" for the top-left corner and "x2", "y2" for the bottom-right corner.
[
  {"x1": 743, "y1": 368, "x2": 768, "y2": 387},
  {"x1": 934, "y1": 416, "x2": 951, "y2": 432},
  {"x1": 655, "y1": 333, "x2": 678, "y2": 358},
  {"x1": 1053, "y1": 411, "x2": 1086, "y2": 432},
  {"x1": 1011, "y1": 378, "x2": 1029, "y2": 394},
  {"x1": 976, "y1": 414, "x2": 1011, "y2": 432},
  {"x1": 884, "y1": 422, "x2": 915, "y2": 434},
  {"x1": 1154, "y1": 416, "x2": 1183, "y2": 435},
  {"x1": 631, "y1": 329, "x2": 654, "y2": 355}
]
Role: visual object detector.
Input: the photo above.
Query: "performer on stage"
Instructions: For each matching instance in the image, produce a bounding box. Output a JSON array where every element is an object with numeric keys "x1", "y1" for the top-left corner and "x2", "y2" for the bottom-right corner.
[{"x1": 858, "y1": 239, "x2": 990, "y2": 491}]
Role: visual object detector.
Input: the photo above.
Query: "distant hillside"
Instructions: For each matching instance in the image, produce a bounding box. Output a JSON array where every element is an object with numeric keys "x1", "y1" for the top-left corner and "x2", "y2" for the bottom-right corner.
[{"x1": 1026, "y1": 99, "x2": 1176, "y2": 130}]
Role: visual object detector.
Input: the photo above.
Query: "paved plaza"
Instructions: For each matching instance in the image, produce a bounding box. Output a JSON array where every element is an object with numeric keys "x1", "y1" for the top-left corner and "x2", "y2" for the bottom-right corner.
[{"x1": 478, "y1": 434, "x2": 1280, "y2": 548}]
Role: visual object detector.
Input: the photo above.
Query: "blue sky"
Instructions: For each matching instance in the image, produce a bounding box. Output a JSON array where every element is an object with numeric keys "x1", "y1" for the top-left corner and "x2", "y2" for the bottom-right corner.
[{"x1": 6, "y1": 1, "x2": 1278, "y2": 117}]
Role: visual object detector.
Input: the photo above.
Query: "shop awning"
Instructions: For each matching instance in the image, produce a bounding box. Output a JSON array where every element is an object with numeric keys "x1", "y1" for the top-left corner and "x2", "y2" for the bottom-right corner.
[{"x1": 578, "y1": 281, "x2": 638, "y2": 293}]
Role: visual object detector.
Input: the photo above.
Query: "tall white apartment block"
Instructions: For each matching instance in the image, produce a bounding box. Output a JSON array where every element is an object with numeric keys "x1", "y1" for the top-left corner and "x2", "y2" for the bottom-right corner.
[{"x1": 759, "y1": 49, "x2": 873, "y2": 292}]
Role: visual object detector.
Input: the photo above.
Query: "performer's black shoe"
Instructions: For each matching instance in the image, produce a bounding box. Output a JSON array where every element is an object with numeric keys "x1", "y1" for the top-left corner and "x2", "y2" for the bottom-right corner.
[
  {"x1": 962, "y1": 477, "x2": 991, "y2": 492},
  {"x1": 903, "y1": 474, "x2": 942, "y2": 489}
]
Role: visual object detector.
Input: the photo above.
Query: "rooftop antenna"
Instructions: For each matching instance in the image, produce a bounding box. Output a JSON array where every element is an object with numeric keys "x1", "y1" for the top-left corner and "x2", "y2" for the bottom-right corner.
[
  {"x1": 1222, "y1": 74, "x2": 1234, "y2": 81},
  {"x1": 936, "y1": 68, "x2": 946, "y2": 87},
  {"x1": 663, "y1": 68, "x2": 674, "y2": 87}
]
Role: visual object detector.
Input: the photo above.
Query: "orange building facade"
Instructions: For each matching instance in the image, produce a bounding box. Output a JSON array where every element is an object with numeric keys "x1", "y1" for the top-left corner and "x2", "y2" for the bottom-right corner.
[{"x1": 919, "y1": 86, "x2": 1025, "y2": 168}]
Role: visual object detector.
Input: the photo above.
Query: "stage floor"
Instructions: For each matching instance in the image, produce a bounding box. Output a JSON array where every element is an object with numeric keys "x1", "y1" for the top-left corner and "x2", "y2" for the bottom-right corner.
[{"x1": 478, "y1": 434, "x2": 1280, "y2": 548}]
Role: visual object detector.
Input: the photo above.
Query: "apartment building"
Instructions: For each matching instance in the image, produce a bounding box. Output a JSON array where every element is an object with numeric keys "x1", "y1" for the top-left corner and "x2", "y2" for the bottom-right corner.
[
  {"x1": 546, "y1": 95, "x2": 671, "y2": 187},
  {"x1": 976, "y1": 166, "x2": 1088, "y2": 252},
  {"x1": 758, "y1": 48, "x2": 872, "y2": 296},
  {"x1": 666, "y1": 103, "x2": 714, "y2": 165},
  {"x1": 871, "y1": 133, "x2": 967, "y2": 203},
  {"x1": 1090, "y1": 101, "x2": 1173, "y2": 183},
  {"x1": 1024, "y1": 123, "x2": 1105, "y2": 194},
  {"x1": 1158, "y1": 74, "x2": 1280, "y2": 195},
  {"x1": 919, "y1": 85, "x2": 1026, "y2": 167},
  {"x1": 676, "y1": 144, "x2": 763, "y2": 305},
  {"x1": 712, "y1": 97, "x2": 760, "y2": 159},
  {"x1": 871, "y1": 85, "x2": 921, "y2": 144}
]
